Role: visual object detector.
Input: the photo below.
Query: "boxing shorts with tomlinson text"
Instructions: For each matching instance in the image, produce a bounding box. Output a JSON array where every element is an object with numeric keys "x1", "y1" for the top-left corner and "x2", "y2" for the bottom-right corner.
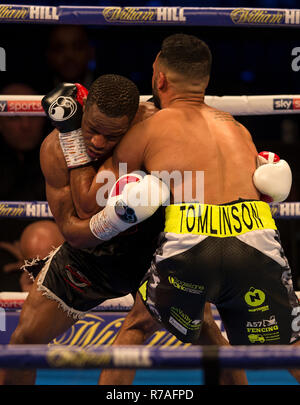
[{"x1": 138, "y1": 199, "x2": 300, "y2": 345}]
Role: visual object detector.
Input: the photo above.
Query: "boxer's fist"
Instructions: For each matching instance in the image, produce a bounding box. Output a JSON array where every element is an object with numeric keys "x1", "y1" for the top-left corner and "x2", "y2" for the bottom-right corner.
[
  {"x1": 41, "y1": 83, "x2": 88, "y2": 133},
  {"x1": 89, "y1": 173, "x2": 170, "y2": 241},
  {"x1": 42, "y1": 83, "x2": 91, "y2": 169},
  {"x1": 253, "y1": 151, "x2": 292, "y2": 203}
]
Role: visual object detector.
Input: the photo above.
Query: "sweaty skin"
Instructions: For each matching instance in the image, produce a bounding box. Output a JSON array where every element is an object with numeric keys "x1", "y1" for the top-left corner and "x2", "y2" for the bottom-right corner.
[
  {"x1": 95, "y1": 105, "x2": 255, "y2": 386},
  {"x1": 39, "y1": 129, "x2": 101, "y2": 249},
  {"x1": 0, "y1": 102, "x2": 158, "y2": 386},
  {"x1": 39, "y1": 102, "x2": 158, "y2": 248},
  {"x1": 68, "y1": 101, "x2": 158, "y2": 219},
  {"x1": 109, "y1": 102, "x2": 260, "y2": 205},
  {"x1": 92, "y1": 54, "x2": 260, "y2": 386},
  {"x1": 70, "y1": 102, "x2": 254, "y2": 386},
  {"x1": 97, "y1": 49, "x2": 300, "y2": 385},
  {"x1": 66, "y1": 96, "x2": 253, "y2": 386},
  {"x1": 99, "y1": 51, "x2": 260, "y2": 205}
]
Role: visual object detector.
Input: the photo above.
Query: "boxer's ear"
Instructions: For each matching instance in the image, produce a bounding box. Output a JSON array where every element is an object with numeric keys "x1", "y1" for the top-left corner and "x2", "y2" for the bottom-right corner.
[{"x1": 157, "y1": 71, "x2": 167, "y2": 91}]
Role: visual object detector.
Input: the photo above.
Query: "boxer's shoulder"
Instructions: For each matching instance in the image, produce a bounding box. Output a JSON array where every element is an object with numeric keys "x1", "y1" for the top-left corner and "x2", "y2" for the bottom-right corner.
[
  {"x1": 40, "y1": 129, "x2": 60, "y2": 155},
  {"x1": 145, "y1": 108, "x2": 183, "y2": 135},
  {"x1": 133, "y1": 108, "x2": 173, "y2": 132},
  {"x1": 41, "y1": 129, "x2": 67, "y2": 163},
  {"x1": 150, "y1": 107, "x2": 184, "y2": 127},
  {"x1": 131, "y1": 102, "x2": 159, "y2": 126}
]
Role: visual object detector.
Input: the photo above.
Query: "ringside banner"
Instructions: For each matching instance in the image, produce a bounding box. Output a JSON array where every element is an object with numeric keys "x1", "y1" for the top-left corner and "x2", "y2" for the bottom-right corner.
[{"x1": 0, "y1": 6, "x2": 299, "y2": 27}]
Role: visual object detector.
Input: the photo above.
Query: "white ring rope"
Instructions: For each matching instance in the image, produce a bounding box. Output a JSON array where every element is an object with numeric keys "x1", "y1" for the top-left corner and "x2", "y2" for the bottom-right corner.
[
  {"x1": 0, "y1": 292, "x2": 134, "y2": 311},
  {"x1": 0, "y1": 291, "x2": 299, "y2": 310},
  {"x1": 0, "y1": 95, "x2": 299, "y2": 116}
]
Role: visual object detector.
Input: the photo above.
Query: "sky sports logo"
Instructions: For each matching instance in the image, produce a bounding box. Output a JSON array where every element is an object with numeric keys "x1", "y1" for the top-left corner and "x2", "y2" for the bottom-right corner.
[
  {"x1": 0, "y1": 100, "x2": 44, "y2": 113},
  {"x1": 273, "y1": 98, "x2": 300, "y2": 110}
]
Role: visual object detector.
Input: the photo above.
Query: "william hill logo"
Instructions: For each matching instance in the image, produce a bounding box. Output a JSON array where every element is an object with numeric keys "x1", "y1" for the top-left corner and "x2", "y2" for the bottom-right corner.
[
  {"x1": 50, "y1": 313, "x2": 190, "y2": 348},
  {"x1": 0, "y1": 5, "x2": 58, "y2": 21},
  {"x1": 102, "y1": 7, "x2": 186, "y2": 23},
  {"x1": 231, "y1": 8, "x2": 284, "y2": 25}
]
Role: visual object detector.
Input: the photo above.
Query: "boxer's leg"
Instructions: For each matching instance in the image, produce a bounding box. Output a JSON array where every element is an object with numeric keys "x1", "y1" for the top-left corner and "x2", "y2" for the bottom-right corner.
[
  {"x1": 195, "y1": 303, "x2": 248, "y2": 385},
  {"x1": 0, "y1": 274, "x2": 76, "y2": 385},
  {"x1": 0, "y1": 242, "x2": 103, "y2": 385},
  {"x1": 289, "y1": 339, "x2": 300, "y2": 382},
  {"x1": 99, "y1": 295, "x2": 248, "y2": 385},
  {"x1": 99, "y1": 293, "x2": 160, "y2": 385}
]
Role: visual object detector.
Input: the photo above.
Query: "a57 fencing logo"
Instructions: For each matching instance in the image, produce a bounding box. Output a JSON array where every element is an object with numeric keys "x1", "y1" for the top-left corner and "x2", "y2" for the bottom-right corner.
[{"x1": 0, "y1": 308, "x2": 6, "y2": 332}]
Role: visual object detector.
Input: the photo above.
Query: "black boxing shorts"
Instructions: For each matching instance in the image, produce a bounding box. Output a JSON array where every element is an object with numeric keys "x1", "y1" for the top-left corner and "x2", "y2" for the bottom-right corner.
[
  {"x1": 138, "y1": 199, "x2": 300, "y2": 345},
  {"x1": 22, "y1": 240, "x2": 155, "y2": 320}
]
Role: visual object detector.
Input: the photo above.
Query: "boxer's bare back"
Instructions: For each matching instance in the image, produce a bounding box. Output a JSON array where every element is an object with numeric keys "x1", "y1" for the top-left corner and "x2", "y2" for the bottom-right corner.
[{"x1": 109, "y1": 101, "x2": 260, "y2": 205}]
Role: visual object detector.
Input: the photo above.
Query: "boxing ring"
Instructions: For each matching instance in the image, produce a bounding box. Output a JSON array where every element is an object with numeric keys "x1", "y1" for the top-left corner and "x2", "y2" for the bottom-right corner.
[{"x1": 1, "y1": 5, "x2": 300, "y2": 387}]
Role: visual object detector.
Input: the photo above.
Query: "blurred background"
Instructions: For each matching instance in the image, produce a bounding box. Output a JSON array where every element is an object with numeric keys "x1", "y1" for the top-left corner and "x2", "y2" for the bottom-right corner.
[{"x1": 0, "y1": 0, "x2": 299, "y2": 290}]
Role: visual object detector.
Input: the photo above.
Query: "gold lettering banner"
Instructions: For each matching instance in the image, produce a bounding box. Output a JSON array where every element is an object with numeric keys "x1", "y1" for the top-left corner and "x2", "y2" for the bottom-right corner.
[
  {"x1": 230, "y1": 8, "x2": 284, "y2": 25},
  {"x1": 0, "y1": 6, "x2": 299, "y2": 26}
]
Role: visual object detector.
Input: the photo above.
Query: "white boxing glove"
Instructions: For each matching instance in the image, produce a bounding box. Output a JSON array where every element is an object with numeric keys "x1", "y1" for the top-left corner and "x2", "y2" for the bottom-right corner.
[
  {"x1": 253, "y1": 151, "x2": 292, "y2": 203},
  {"x1": 89, "y1": 172, "x2": 170, "y2": 241}
]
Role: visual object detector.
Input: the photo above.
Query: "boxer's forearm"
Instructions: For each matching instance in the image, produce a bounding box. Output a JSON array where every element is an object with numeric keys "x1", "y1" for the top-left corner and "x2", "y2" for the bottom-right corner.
[
  {"x1": 70, "y1": 157, "x2": 118, "y2": 218},
  {"x1": 68, "y1": 105, "x2": 158, "y2": 219},
  {"x1": 70, "y1": 165, "x2": 101, "y2": 219},
  {"x1": 60, "y1": 214, "x2": 103, "y2": 249},
  {"x1": 45, "y1": 181, "x2": 103, "y2": 249}
]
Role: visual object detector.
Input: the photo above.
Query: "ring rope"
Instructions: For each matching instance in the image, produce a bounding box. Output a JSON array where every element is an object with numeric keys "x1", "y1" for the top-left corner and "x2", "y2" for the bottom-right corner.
[
  {"x1": 0, "y1": 6, "x2": 299, "y2": 28},
  {"x1": 0, "y1": 291, "x2": 134, "y2": 311},
  {"x1": 1, "y1": 291, "x2": 299, "y2": 311},
  {"x1": 1, "y1": 95, "x2": 300, "y2": 116},
  {"x1": 0, "y1": 200, "x2": 298, "y2": 219},
  {"x1": 0, "y1": 344, "x2": 299, "y2": 369},
  {"x1": 0, "y1": 4, "x2": 299, "y2": 380}
]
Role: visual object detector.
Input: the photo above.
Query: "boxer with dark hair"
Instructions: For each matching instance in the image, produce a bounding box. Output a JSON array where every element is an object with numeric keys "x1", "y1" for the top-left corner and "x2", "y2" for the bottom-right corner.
[
  {"x1": 0, "y1": 74, "x2": 164, "y2": 385},
  {"x1": 71, "y1": 34, "x2": 297, "y2": 385},
  {"x1": 0, "y1": 69, "x2": 249, "y2": 386},
  {"x1": 57, "y1": 35, "x2": 294, "y2": 386}
]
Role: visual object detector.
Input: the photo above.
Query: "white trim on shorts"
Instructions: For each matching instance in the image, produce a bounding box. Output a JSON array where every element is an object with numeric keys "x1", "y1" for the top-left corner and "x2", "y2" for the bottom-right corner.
[
  {"x1": 155, "y1": 233, "x2": 208, "y2": 264},
  {"x1": 157, "y1": 229, "x2": 286, "y2": 268},
  {"x1": 36, "y1": 245, "x2": 87, "y2": 321}
]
